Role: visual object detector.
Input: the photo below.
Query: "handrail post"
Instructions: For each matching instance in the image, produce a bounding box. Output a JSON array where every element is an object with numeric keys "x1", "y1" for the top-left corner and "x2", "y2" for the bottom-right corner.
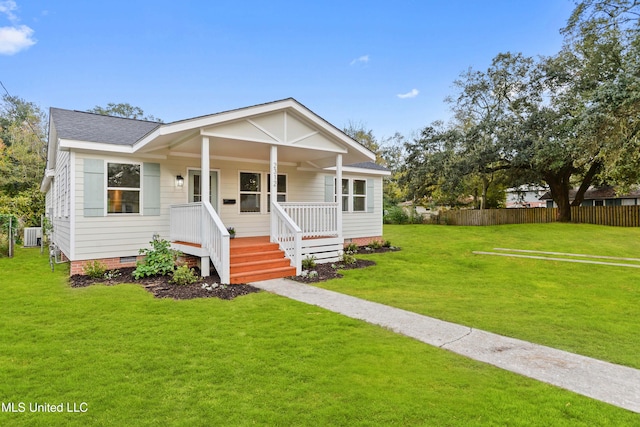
[
  {"x1": 270, "y1": 145, "x2": 278, "y2": 243},
  {"x1": 336, "y1": 154, "x2": 343, "y2": 240},
  {"x1": 294, "y1": 229, "x2": 302, "y2": 275}
]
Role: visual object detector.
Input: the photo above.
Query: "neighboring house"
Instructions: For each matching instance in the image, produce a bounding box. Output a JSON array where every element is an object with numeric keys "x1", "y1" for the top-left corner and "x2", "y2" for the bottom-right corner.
[
  {"x1": 41, "y1": 98, "x2": 390, "y2": 283},
  {"x1": 540, "y1": 186, "x2": 640, "y2": 208},
  {"x1": 506, "y1": 186, "x2": 548, "y2": 208}
]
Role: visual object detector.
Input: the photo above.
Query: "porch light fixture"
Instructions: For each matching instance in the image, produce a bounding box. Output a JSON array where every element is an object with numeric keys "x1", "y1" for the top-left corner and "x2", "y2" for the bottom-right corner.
[{"x1": 176, "y1": 175, "x2": 184, "y2": 188}]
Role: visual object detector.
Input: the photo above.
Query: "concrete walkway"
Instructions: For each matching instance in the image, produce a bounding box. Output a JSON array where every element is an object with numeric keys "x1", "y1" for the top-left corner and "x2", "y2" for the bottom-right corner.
[{"x1": 251, "y1": 278, "x2": 640, "y2": 414}]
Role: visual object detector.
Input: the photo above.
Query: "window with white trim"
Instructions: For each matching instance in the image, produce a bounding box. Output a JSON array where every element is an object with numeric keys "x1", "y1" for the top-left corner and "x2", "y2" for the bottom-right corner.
[
  {"x1": 239, "y1": 172, "x2": 261, "y2": 213},
  {"x1": 107, "y1": 163, "x2": 141, "y2": 214},
  {"x1": 352, "y1": 179, "x2": 366, "y2": 212},
  {"x1": 335, "y1": 178, "x2": 367, "y2": 212}
]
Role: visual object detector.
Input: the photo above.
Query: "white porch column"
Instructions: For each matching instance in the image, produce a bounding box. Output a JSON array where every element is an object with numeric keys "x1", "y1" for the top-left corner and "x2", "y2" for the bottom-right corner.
[
  {"x1": 270, "y1": 145, "x2": 278, "y2": 242},
  {"x1": 200, "y1": 136, "x2": 210, "y2": 277},
  {"x1": 336, "y1": 154, "x2": 343, "y2": 239}
]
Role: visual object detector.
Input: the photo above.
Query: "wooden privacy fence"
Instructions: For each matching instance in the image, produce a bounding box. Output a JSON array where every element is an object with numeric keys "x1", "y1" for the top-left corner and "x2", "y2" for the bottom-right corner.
[{"x1": 439, "y1": 206, "x2": 640, "y2": 227}]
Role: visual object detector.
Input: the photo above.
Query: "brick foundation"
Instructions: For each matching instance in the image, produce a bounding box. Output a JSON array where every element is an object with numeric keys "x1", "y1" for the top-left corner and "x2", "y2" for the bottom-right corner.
[
  {"x1": 70, "y1": 253, "x2": 200, "y2": 276},
  {"x1": 177, "y1": 254, "x2": 199, "y2": 269},
  {"x1": 70, "y1": 256, "x2": 143, "y2": 276},
  {"x1": 344, "y1": 236, "x2": 384, "y2": 247}
]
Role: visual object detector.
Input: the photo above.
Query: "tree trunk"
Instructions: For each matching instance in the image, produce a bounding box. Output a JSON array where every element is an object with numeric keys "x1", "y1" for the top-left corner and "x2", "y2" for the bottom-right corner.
[
  {"x1": 481, "y1": 177, "x2": 488, "y2": 210},
  {"x1": 545, "y1": 168, "x2": 573, "y2": 222},
  {"x1": 571, "y1": 160, "x2": 602, "y2": 207}
]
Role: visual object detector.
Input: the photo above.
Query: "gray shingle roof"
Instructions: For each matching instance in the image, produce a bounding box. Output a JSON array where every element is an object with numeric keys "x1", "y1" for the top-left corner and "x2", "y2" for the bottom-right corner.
[
  {"x1": 51, "y1": 108, "x2": 161, "y2": 146},
  {"x1": 539, "y1": 186, "x2": 640, "y2": 201},
  {"x1": 346, "y1": 161, "x2": 390, "y2": 172}
]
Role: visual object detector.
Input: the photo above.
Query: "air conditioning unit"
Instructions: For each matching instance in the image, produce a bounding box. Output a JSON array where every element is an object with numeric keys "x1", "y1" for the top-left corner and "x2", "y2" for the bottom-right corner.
[{"x1": 24, "y1": 227, "x2": 42, "y2": 247}]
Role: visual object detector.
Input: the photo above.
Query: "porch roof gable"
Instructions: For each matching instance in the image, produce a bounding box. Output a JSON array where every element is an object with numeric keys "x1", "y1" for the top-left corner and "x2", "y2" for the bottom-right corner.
[{"x1": 49, "y1": 98, "x2": 375, "y2": 165}]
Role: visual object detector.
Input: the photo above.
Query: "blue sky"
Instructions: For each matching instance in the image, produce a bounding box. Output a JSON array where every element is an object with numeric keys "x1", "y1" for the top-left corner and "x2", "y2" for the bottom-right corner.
[{"x1": 1, "y1": 0, "x2": 575, "y2": 140}]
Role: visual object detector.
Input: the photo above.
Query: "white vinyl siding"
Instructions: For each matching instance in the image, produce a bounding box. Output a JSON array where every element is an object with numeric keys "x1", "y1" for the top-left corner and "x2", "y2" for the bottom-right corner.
[
  {"x1": 51, "y1": 150, "x2": 72, "y2": 258},
  {"x1": 71, "y1": 154, "x2": 383, "y2": 260},
  {"x1": 74, "y1": 154, "x2": 167, "y2": 260}
]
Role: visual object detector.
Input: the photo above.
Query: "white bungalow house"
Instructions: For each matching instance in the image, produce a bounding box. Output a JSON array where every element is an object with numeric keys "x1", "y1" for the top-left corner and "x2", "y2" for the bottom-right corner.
[{"x1": 41, "y1": 98, "x2": 390, "y2": 283}]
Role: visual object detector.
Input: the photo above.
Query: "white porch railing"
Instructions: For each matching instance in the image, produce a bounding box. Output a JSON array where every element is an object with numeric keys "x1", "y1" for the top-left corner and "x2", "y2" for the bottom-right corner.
[
  {"x1": 272, "y1": 202, "x2": 302, "y2": 275},
  {"x1": 170, "y1": 203, "x2": 202, "y2": 244},
  {"x1": 170, "y1": 202, "x2": 230, "y2": 284},
  {"x1": 279, "y1": 202, "x2": 339, "y2": 238}
]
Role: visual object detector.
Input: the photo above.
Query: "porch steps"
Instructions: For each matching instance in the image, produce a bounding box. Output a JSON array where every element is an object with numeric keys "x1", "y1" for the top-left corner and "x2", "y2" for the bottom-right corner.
[{"x1": 229, "y1": 237, "x2": 296, "y2": 284}]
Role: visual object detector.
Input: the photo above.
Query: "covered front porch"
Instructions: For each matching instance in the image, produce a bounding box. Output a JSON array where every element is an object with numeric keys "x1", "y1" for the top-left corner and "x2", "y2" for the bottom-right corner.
[
  {"x1": 132, "y1": 100, "x2": 375, "y2": 283},
  {"x1": 167, "y1": 137, "x2": 348, "y2": 284}
]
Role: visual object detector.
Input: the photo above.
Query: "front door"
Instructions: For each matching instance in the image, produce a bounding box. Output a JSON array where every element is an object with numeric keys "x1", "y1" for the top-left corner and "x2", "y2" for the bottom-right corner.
[{"x1": 188, "y1": 170, "x2": 218, "y2": 212}]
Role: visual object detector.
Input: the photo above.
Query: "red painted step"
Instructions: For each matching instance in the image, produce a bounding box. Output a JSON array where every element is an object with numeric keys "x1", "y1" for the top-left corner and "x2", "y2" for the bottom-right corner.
[{"x1": 229, "y1": 237, "x2": 296, "y2": 284}]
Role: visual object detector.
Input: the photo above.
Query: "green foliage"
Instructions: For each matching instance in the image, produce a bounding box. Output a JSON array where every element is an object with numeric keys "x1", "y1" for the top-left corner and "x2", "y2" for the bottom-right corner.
[
  {"x1": 367, "y1": 240, "x2": 383, "y2": 250},
  {"x1": 301, "y1": 255, "x2": 316, "y2": 270},
  {"x1": 384, "y1": 205, "x2": 424, "y2": 224},
  {"x1": 133, "y1": 238, "x2": 179, "y2": 279},
  {"x1": 171, "y1": 265, "x2": 198, "y2": 285},
  {"x1": 384, "y1": 205, "x2": 409, "y2": 224},
  {"x1": 83, "y1": 260, "x2": 107, "y2": 279},
  {"x1": 0, "y1": 214, "x2": 17, "y2": 257},
  {"x1": 340, "y1": 251, "x2": 357, "y2": 265},
  {"x1": 343, "y1": 121, "x2": 381, "y2": 161},
  {"x1": 104, "y1": 269, "x2": 121, "y2": 280},
  {"x1": 344, "y1": 243, "x2": 358, "y2": 254},
  {"x1": 0, "y1": 95, "x2": 47, "y2": 228},
  {"x1": 87, "y1": 102, "x2": 162, "y2": 122}
]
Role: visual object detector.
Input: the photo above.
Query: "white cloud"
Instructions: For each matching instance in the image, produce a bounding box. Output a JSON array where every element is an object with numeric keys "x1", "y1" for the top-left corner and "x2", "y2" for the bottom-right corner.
[
  {"x1": 0, "y1": 1, "x2": 18, "y2": 22},
  {"x1": 0, "y1": 24, "x2": 35, "y2": 54},
  {"x1": 350, "y1": 54, "x2": 369, "y2": 66},
  {"x1": 397, "y1": 88, "x2": 419, "y2": 99},
  {"x1": 0, "y1": 1, "x2": 36, "y2": 55}
]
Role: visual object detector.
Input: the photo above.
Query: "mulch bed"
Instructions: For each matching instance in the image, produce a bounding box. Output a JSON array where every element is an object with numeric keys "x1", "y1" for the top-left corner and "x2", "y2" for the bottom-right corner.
[
  {"x1": 69, "y1": 245, "x2": 400, "y2": 299},
  {"x1": 289, "y1": 258, "x2": 377, "y2": 283},
  {"x1": 70, "y1": 267, "x2": 260, "y2": 300},
  {"x1": 287, "y1": 245, "x2": 400, "y2": 284}
]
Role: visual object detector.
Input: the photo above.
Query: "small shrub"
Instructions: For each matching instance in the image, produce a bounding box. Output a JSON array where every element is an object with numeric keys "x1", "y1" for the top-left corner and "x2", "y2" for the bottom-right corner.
[
  {"x1": 104, "y1": 269, "x2": 121, "y2": 280},
  {"x1": 83, "y1": 260, "x2": 107, "y2": 279},
  {"x1": 344, "y1": 243, "x2": 358, "y2": 254},
  {"x1": 368, "y1": 240, "x2": 383, "y2": 250},
  {"x1": 134, "y1": 237, "x2": 180, "y2": 279},
  {"x1": 171, "y1": 265, "x2": 198, "y2": 285},
  {"x1": 340, "y1": 251, "x2": 357, "y2": 265},
  {"x1": 382, "y1": 240, "x2": 392, "y2": 248},
  {"x1": 384, "y1": 205, "x2": 409, "y2": 224},
  {"x1": 302, "y1": 255, "x2": 316, "y2": 270}
]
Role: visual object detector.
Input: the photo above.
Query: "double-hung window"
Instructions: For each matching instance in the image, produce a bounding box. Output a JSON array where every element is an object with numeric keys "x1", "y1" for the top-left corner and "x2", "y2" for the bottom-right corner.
[
  {"x1": 335, "y1": 178, "x2": 367, "y2": 212},
  {"x1": 352, "y1": 179, "x2": 366, "y2": 212},
  {"x1": 240, "y1": 172, "x2": 261, "y2": 213},
  {"x1": 107, "y1": 163, "x2": 141, "y2": 214}
]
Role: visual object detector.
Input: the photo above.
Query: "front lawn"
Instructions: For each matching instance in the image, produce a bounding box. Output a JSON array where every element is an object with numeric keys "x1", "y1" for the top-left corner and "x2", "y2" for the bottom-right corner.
[
  {"x1": 1, "y1": 246, "x2": 638, "y2": 425},
  {"x1": 319, "y1": 223, "x2": 640, "y2": 370}
]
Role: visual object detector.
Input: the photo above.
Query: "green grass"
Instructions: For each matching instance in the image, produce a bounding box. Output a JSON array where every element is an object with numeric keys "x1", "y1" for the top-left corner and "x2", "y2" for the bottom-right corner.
[
  {"x1": 0, "y1": 246, "x2": 638, "y2": 425},
  {"x1": 320, "y1": 223, "x2": 640, "y2": 371}
]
